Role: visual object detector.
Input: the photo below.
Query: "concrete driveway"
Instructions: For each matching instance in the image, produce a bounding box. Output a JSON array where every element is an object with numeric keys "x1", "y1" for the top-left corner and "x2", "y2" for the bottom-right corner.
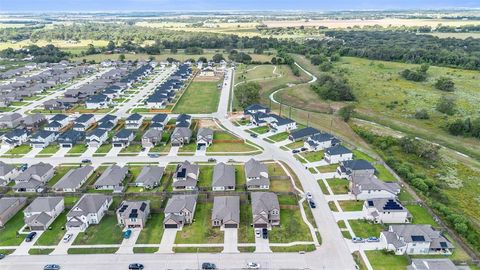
[
  {"x1": 116, "y1": 228, "x2": 141, "y2": 254},
  {"x1": 254, "y1": 230, "x2": 271, "y2": 253},
  {"x1": 222, "y1": 228, "x2": 238, "y2": 253},
  {"x1": 51, "y1": 230, "x2": 80, "y2": 255},
  {"x1": 53, "y1": 147, "x2": 70, "y2": 157},
  {"x1": 333, "y1": 211, "x2": 365, "y2": 221},
  {"x1": 157, "y1": 228, "x2": 178, "y2": 253},
  {"x1": 106, "y1": 146, "x2": 123, "y2": 157},
  {"x1": 167, "y1": 146, "x2": 179, "y2": 156},
  {"x1": 81, "y1": 146, "x2": 98, "y2": 157},
  {"x1": 24, "y1": 147, "x2": 42, "y2": 158},
  {"x1": 12, "y1": 230, "x2": 44, "y2": 255}
]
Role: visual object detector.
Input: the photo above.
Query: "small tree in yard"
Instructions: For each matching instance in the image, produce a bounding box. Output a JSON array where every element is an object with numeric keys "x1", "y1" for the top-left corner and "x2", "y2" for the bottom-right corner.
[
  {"x1": 434, "y1": 77, "x2": 455, "y2": 92},
  {"x1": 338, "y1": 105, "x2": 355, "y2": 122},
  {"x1": 235, "y1": 82, "x2": 261, "y2": 109}
]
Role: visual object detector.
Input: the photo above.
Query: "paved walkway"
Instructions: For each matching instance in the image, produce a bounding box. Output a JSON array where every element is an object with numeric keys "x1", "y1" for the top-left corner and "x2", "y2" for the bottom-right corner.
[
  {"x1": 81, "y1": 147, "x2": 98, "y2": 157},
  {"x1": 254, "y1": 232, "x2": 271, "y2": 253},
  {"x1": 12, "y1": 231, "x2": 44, "y2": 256},
  {"x1": 157, "y1": 229, "x2": 178, "y2": 253},
  {"x1": 333, "y1": 211, "x2": 365, "y2": 221},
  {"x1": 116, "y1": 228, "x2": 142, "y2": 254},
  {"x1": 167, "y1": 146, "x2": 179, "y2": 157},
  {"x1": 222, "y1": 228, "x2": 238, "y2": 253},
  {"x1": 51, "y1": 231, "x2": 80, "y2": 255}
]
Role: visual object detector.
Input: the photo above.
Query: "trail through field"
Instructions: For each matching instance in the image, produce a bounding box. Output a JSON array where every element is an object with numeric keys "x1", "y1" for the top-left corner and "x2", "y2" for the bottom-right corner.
[{"x1": 234, "y1": 65, "x2": 282, "y2": 87}]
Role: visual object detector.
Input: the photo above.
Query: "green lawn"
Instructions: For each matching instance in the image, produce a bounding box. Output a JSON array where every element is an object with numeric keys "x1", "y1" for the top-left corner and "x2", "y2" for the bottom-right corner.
[
  {"x1": 28, "y1": 249, "x2": 54, "y2": 255},
  {"x1": 365, "y1": 250, "x2": 409, "y2": 270},
  {"x1": 67, "y1": 248, "x2": 118, "y2": 254},
  {"x1": 235, "y1": 165, "x2": 246, "y2": 190},
  {"x1": 301, "y1": 151, "x2": 325, "y2": 163},
  {"x1": 47, "y1": 166, "x2": 76, "y2": 187},
  {"x1": 37, "y1": 144, "x2": 59, "y2": 156},
  {"x1": 271, "y1": 178, "x2": 293, "y2": 193},
  {"x1": 0, "y1": 211, "x2": 25, "y2": 246},
  {"x1": 249, "y1": 126, "x2": 270, "y2": 134},
  {"x1": 327, "y1": 178, "x2": 350, "y2": 194},
  {"x1": 267, "y1": 132, "x2": 289, "y2": 142},
  {"x1": 269, "y1": 207, "x2": 313, "y2": 243},
  {"x1": 277, "y1": 194, "x2": 298, "y2": 206},
  {"x1": 406, "y1": 204, "x2": 438, "y2": 227},
  {"x1": 285, "y1": 141, "x2": 304, "y2": 149},
  {"x1": 316, "y1": 164, "x2": 339, "y2": 173},
  {"x1": 5, "y1": 145, "x2": 31, "y2": 156},
  {"x1": 35, "y1": 212, "x2": 68, "y2": 246},
  {"x1": 338, "y1": 200, "x2": 364, "y2": 211},
  {"x1": 197, "y1": 165, "x2": 214, "y2": 188},
  {"x1": 94, "y1": 144, "x2": 113, "y2": 155},
  {"x1": 178, "y1": 142, "x2": 197, "y2": 153},
  {"x1": 72, "y1": 215, "x2": 123, "y2": 245},
  {"x1": 120, "y1": 144, "x2": 142, "y2": 154},
  {"x1": 349, "y1": 220, "x2": 385, "y2": 238},
  {"x1": 175, "y1": 202, "x2": 223, "y2": 244},
  {"x1": 133, "y1": 247, "x2": 158, "y2": 253},
  {"x1": 317, "y1": 180, "x2": 329, "y2": 194},
  {"x1": 374, "y1": 164, "x2": 397, "y2": 181},
  {"x1": 136, "y1": 213, "x2": 165, "y2": 244},
  {"x1": 66, "y1": 144, "x2": 87, "y2": 155},
  {"x1": 352, "y1": 149, "x2": 377, "y2": 163},
  {"x1": 173, "y1": 80, "x2": 221, "y2": 114},
  {"x1": 213, "y1": 131, "x2": 237, "y2": 140},
  {"x1": 270, "y1": 244, "x2": 316, "y2": 252},
  {"x1": 207, "y1": 142, "x2": 258, "y2": 153},
  {"x1": 238, "y1": 204, "x2": 255, "y2": 243}
]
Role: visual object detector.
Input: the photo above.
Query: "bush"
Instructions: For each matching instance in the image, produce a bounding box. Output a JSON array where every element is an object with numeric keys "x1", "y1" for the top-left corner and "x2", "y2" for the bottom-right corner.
[
  {"x1": 235, "y1": 82, "x2": 261, "y2": 108},
  {"x1": 436, "y1": 96, "x2": 456, "y2": 115},
  {"x1": 400, "y1": 64, "x2": 429, "y2": 82},
  {"x1": 311, "y1": 74, "x2": 355, "y2": 101},
  {"x1": 414, "y1": 109, "x2": 430, "y2": 120},
  {"x1": 434, "y1": 77, "x2": 455, "y2": 92},
  {"x1": 338, "y1": 105, "x2": 355, "y2": 122}
]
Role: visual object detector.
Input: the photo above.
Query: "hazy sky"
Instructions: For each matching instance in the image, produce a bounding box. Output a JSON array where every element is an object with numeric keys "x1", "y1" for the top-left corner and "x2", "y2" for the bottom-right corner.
[{"x1": 0, "y1": 0, "x2": 478, "y2": 12}]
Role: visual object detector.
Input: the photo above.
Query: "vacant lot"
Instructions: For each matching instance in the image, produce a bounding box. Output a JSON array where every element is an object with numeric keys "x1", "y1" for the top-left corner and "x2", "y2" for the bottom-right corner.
[
  {"x1": 365, "y1": 250, "x2": 409, "y2": 270},
  {"x1": 173, "y1": 81, "x2": 221, "y2": 114}
]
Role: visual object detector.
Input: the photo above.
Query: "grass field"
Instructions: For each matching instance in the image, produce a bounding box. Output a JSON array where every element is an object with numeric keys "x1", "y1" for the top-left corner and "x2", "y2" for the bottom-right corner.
[
  {"x1": 338, "y1": 200, "x2": 364, "y2": 212},
  {"x1": 349, "y1": 220, "x2": 385, "y2": 238},
  {"x1": 365, "y1": 250, "x2": 409, "y2": 270},
  {"x1": 35, "y1": 212, "x2": 68, "y2": 246},
  {"x1": 73, "y1": 215, "x2": 123, "y2": 245},
  {"x1": 327, "y1": 178, "x2": 350, "y2": 194},
  {"x1": 406, "y1": 204, "x2": 438, "y2": 227},
  {"x1": 269, "y1": 207, "x2": 313, "y2": 243},
  {"x1": 4, "y1": 145, "x2": 31, "y2": 156},
  {"x1": 37, "y1": 144, "x2": 60, "y2": 156},
  {"x1": 173, "y1": 80, "x2": 221, "y2": 114},
  {"x1": 175, "y1": 202, "x2": 223, "y2": 244},
  {"x1": 136, "y1": 214, "x2": 164, "y2": 244},
  {"x1": 0, "y1": 211, "x2": 25, "y2": 246},
  {"x1": 300, "y1": 151, "x2": 325, "y2": 163}
]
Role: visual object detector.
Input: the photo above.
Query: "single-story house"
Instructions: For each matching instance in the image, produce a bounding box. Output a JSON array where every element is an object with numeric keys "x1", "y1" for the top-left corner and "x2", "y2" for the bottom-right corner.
[
  {"x1": 407, "y1": 259, "x2": 460, "y2": 270},
  {"x1": 350, "y1": 175, "x2": 401, "y2": 200},
  {"x1": 0, "y1": 161, "x2": 20, "y2": 186},
  {"x1": 212, "y1": 196, "x2": 240, "y2": 228},
  {"x1": 52, "y1": 165, "x2": 94, "y2": 192},
  {"x1": 24, "y1": 197, "x2": 64, "y2": 231},
  {"x1": 212, "y1": 162, "x2": 235, "y2": 191},
  {"x1": 94, "y1": 165, "x2": 128, "y2": 192},
  {"x1": 0, "y1": 113, "x2": 23, "y2": 128},
  {"x1": 135, "y1": 166, "x2": 164, "y2": 189},
  {"x1": 0, "y1": 197, "x2": 27, "y2": 226}
]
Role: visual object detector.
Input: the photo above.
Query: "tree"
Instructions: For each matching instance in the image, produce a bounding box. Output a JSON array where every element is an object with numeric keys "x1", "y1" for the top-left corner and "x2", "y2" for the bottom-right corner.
[
  {"x1": 311, "y1": 74, "x2": 355, "y2": 101},
  {"x1": 235, "y1": 82, "x2": 261, "y2": 108},
  {"x1": 85, "y1": 44, "x2": 97, "y2": 55},
  {"x1": 118, "y1": 54, "x2": 126, "y2": 62},
  {"x1": 197, "y1": 57, "x2": 207, "y2": 63},
  {"x1": 106, "y1": 40, "x2": 116, "y2": 51},
  {"x1": 212, "y1": 53, "x2": 224, "y2": 63},
  {"x1": 319, "y1": 62, "x2": 333, "y2": 72},
  {"x1": 434, "y1": 77, "x2": 455, "y2": 92},
  {"x1": 338, "y1": 105, "x2": 355, "y2": 122},
  {"x1": 271, "y1": 57, "x2": 277, "y2": 65},
  {"x1": 436, "y1": 96, "x2": 456, "y2": 115},
  {"x1": 310, "y1": 55, "x2": 324, "y2": 65},
  {"x1": 414, "y1": 109, "x2": 430, "y2": 119}
]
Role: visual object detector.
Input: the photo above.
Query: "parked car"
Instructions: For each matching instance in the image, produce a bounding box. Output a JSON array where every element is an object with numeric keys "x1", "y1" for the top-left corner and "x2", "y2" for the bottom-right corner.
[
  {"x1": 300, "y1": 147, "x2": 308, "y2": 152},
  {"x1": 25, "y1": 231, "x2": 37, "y2": 242},
  {"x1": 246, "y1": 262, "x2": 260, "y2": 269},
  {"x1": 305, "y1": 192, "x2": 313, "y2": 200},
  {"x1": 44, "y1": 264, "x2": 61, "y2": 270},
  {"x1": 367, "y1": 237, "x2": 380, "y2": 242},
  {"x1": 148, "y1": 154, "x2": 159, "y2": 158},
  {"x1": 292, "y1": 149, "x2": 300, "y2": 154},
  {"x1": 262, "y1": 228, "x2": 268, "y2": 239},
  {"x1": 81, "y1": 159, "x2": 91, "y2": 163},
  {"x1": 123, "y1": 229, "x2": 132, "y2": 239},
  {"x1": 208, "y1": 158, "x2": 216, "y2": 162},
  {"x1": 308, "y1": 199, "x2": 316, "y2": 209},
  {"x1": 0, "y1": 254, "x2": 5, "y2": 260},
  {"x1": 352, "y1": 237, "x2": 365, "y2": 243},
  {"x1": 202, "y1": 262, "x2": 216, "y2": 270},
  {"x1": 255, "y1": 229, "x2": 261, "y2": 238},
  {"x1": 250, "y1": 133, "x2": 258, "y2": 138},
  {"x1": 20, "y1": 163, "x2": 28, "y2": 171},
  {"x1": 128, "y1": 263, "x2": 144, "y2": 270},
  {"x1": 63, "y1": 233, "x2": 73, "y2": 243}
]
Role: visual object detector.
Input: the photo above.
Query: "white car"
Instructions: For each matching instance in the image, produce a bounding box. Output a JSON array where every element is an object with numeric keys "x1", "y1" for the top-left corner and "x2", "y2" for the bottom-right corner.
[
  {"x1": 247, "y1": 262, "x2": 260, "y2": 269},
  {"x1": 63, "y1": 233, "x2": 73, "y2": 243},
  {"x1": 255, "y1": 229, "x2": 261, "y2": 238},
  {"x1": 306, "y1": 192, "x2": 313, "y2": 200}
]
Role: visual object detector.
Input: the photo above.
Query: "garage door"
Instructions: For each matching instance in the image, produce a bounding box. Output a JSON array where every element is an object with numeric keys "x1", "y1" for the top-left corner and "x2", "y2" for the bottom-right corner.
[
  {"x1": 254, "y1": 224, "x2": 267, "y2": 228},
  {"x1": 62, "y1": 144, "x2": 71, "y2": 148},
  {"x1": 113, "y1": 143, "x2": 123, "y2": 147},
  {"x1": 164, "y1": 224, "x2": 178, "y2": 229},
  {"x1": 30, "y1": 226, "x2": 45, "y2": 231},
  {"x1": 224, "y1": 224, "x2": 238, "y2": 228}
]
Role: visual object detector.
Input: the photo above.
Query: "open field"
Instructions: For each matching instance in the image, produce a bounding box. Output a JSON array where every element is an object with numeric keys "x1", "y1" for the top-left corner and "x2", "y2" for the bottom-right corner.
[
  {"x1": 0, "y1": 39, "x2": 110, "y2": 50},
  {"x1": 173, "y1": 80, "x2": 221, "y2": 114}
]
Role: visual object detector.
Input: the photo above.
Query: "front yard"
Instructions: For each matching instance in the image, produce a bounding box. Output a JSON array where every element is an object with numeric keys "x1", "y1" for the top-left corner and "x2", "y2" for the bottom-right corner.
[
  {"x1": 94, "y1": 144, "x2": 113, "y2": 156},
  {"x1": 349, "y1": 219, "x2": 385, "y2": 238},
  {"x1": 300, "y1": 151, "x2": 325, "y2": 163},
  {"x1": 0, "y1": 211, "x2": 25, "y2": 246},
  {"x1": 267, "y1": 132, "x2": 289, "y2": 142},
  {"x1": 338, "y1": 200, "x2": 364, "y2": 211},
  {"x1": 175, "y1": 202, "x2": 223, "y2": 244},
  {"x1": 365, "y1": 250, "x2": 409, "y2": 270},
  {"x1": 316, "y1": 164, "x2": 339, "y2": 173},
  {"x1": 66, "y1": 144, "x2": 87, "y2": 155},
  {"x1": 35, "y1": 212, "x2": 68, "y2": 246},
  {"x1": 4, "y1": 145, "x2": 32, "y2": 156},
  {"x1": 37, "y1": 145, "x2": 59, "y2": 156},
  {"x1": 72, "y1": 215, "x2": 123, "y2": 245},
  {"x1": 249, "y1": 125, "x2": 269, "y2": 134},
  {"x1": 136, "y1": 213, "x2": 165, "y2": 244},
  {"x1": 327, "y1": 178, "x2": 350, "y2": 194},
  {"x1": 268, "y1": 207, "x2": 313, "y2": 243}
]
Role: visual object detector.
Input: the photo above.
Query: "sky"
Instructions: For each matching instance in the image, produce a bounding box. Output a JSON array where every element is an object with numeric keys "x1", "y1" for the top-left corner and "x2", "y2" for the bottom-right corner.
[{"x1": 0, "y1": 0, "x2": 479, "y2": 12}]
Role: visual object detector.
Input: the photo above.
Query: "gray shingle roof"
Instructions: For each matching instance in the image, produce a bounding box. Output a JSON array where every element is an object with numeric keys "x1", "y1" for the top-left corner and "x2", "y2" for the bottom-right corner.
[
  {"x1": 251, "y1": 192, "x2": 279, "y2": 215},
  {"x1": 212, "y1": 163, "x2": 235, "y2": 188},
  {"x1": 25, "y1": 197, "x2": 63, "y2": 213},
  {"x1": 94, "y1": 165, "x2": 127, "y2": 187},
  {"x1": 212, "y1": 196, "x2": 240, "y2": 224},
  {"x1": 68, "y1": 194, "x2": 112, "y2": 219},
  {"x1": 135, "y1": 166, "x2": 164, "y2": 187},
  {"x1": 15, "y1": 162, "x2": 53, "y2": 182},
  {"x1": 0, "y1": 161, "x2": 15, "y2": 176},
  {"x1": 408, "y1": 259, "x2": 458, "y2": 270},
  {"x1": 53, "y1": 166, "x2": 94, "y2": 190},
  {"x1": 351, "y1": 175, "x2": 400, "y2": 195},
  {"x1": 325, "y1": 145, "x2": 352, "y2": 156},
  {"x1": 164, "y1": 194, "x2": 197, "y2": 214}
]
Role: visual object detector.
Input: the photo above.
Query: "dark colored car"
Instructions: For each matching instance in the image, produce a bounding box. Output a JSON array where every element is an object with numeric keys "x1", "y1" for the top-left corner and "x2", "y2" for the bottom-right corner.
[
  {"x1": 292, "y1": 149, "x2": 300, "y2": 154},
  {"x1": 300, "y1": 147, "x2": 308, "y2": 152},
  {"x1": 262, "y1": 228, "x2": 268, "y2": 239},
  {"x1": 81, "y1": 159, "x2": 91, "y2": 163},
  {"x1": 44, "y1": 264, "x2": 60, "y2": 270},
  {"x1": 208, "y1": 158, "x2": 216, "y2": 162},
  {"x1": 0, "y1": 254, "x2": 5, "y2": 260},
  {"x1": 308, "y1": 199, "x2": 316, "y2": 209},
  {"x1": 250, "y1": 133, "x2": 258, "y2": 138},
  {"x1": 128, "y1": 263, "x2": 144, "y2": 270},
  {"x1": 25, "y1": 231, "x2": 37, "y2": 242},
  {"x1": 202, "y1": 262, "x2": 216, "y2": 270}
]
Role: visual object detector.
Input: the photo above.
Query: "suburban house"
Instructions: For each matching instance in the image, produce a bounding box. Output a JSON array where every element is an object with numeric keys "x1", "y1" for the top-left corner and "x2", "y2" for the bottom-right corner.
[
  {"x1": 13, "y1": 162, "x2": 54, "y2": 193},
  {"x1": 52, "y1": 166, "x2": 94, "y2": 192},
  {"x1": 251, "y1": 192, "x2": 280, "y2": 229},
  {"x1": 97, "y1": 114, "x2": 118, "y2": 131},
  {"x1": 172, "y1": 161, "x2": 199, "y2": 190},
  {"x1": 337, "y1": 159, "x2": 376, "y2": 179},
  {"x1": 0, "y1": 197, "x2": 27, "y2": 227},
  {"x1": 244, "y1": 104, "x2": 269, "y2": 116},
  {"x1": 151, "y1": 113, "x2": 169, "y2": 127},
  {"x1": 363, "y1": 198, "x2": 412, "y2": 224},
  {"x1": 163, "y1": 194, "x2": 198, "y2": 229},
  {"x1": 57, "y1": 129, "x2": 85, "y2": 148},
  {"x1": 171, "y1": 127, "x2": 192, "y2": 147},
  {"x1": 324, "y1": 145, "x2": 353, "y2": 164},
  {"x1": 94, "y1": 165, "x2": 128, "y2": 192},
  {"x1": 212, "y1": 162, "x2": 235, "y2": 191},
  {"x1": 245, "y1": 158, "x2": 270, "y2": 190},
  {"x1": 125, "y1": 113, "x2": 144, "y2": 129},
  {"x1": 45, "y1": 114, "x2": 70, "y2": 132},
  {"x1": 176, "y1": 114, "x2": 192, "y2": 128},
  {"x1": 196, "y1": 127, "x2": 214, "y2": 149},
  {"x1": 288, "y1": 127, "x2": 321, "y2": 142},
  {"x1": 269, "y1": 116, "x2": 297, "y2": 133},
  {"x1": 304, "y1": 132, "x2": 340, "y2": 151},
  {"x1": 23, "y1": 197, "x2": 64, "y2": 231},
  {"x1": 350, "y1": 175, "x2": 401, "y2": 200},
  {"x1": 0, "y1": 161, "x2": 20, "y2": 186},
  {"x1": 112, "y1": 129, "x2": 135, "y2": 147},
  {"x1": 86, "y1": 128, "x2": 109, "y2": 148},
  {"x1": 0, "y1": 113, "x2": 23, "y2": 128},
  {"x1": 212, "y1": 196, "x2": 240, "y2": 228},
  {"x1": 250, "y1": 112, "x2": 275, "y2": 126},
  {"x1": 43, "y1": 97, "x2": 78, "y2": 111},
  {"x1": 66, "y1": 194, "x2": 113, "y2": 231},
  {"x1": 2, "y1": 129, "x2": 29, "y2": 147},
  {"x1": 116, "y1": 200, "x2": 150, "y2": 229},
  {"x1": 85, "y1": 93, "x2": 111, "y2": 109},
  {"x1": 135, "y1": 166, "x2": 164, "y2": 189},
  {"x1": 21, "y1": 113, "x2": 47, "y2": 129},
  {"x1": 380, "y1": 225, "x2": 454, "y2": 255},
  {"x1": 73, "y1": 114, "x2": 95, "y2": 132},
  {"x1": 407, "y1": 259, "x2": 460, "y2": 270},
  {"x1": 29, "y1": 130, "x2": 58, "y2": 148},
  {"x1": 142, "y1": 128, "x2": 163, "y2": 148}
]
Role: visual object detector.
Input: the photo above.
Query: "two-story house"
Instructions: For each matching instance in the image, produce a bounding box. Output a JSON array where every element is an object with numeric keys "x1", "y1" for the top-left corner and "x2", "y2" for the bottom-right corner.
[
  {"x1": 245, "y1": 159, "x2": 270, "y2": 190},
  {"x1": 24, "y1": 197, "x2": 64, "y2": 230},
  {"x1": 163, "y1": 194, "x2": 197, "y2": 229},
  {"x1": 172, "y1": 161, "x2": 199, "y2": 190},
  {"x1": 251, "y1": 192, "x2": 280, "y2": 229},
  {"x1": 116, "y1": 200, "x2": 150, "y2": 229},
  {"x1": 66, "y1": 194, "x2": 113, "y2": 231}
]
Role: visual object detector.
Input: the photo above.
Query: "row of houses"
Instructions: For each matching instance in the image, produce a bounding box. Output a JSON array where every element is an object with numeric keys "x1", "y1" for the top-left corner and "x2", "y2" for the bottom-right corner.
[
  {"x1": 244, "y1": 104, "x2": 297, "y2": 133},
  {"x1": 145, "y1": 64, "x2": 192, "y2": 109}
]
